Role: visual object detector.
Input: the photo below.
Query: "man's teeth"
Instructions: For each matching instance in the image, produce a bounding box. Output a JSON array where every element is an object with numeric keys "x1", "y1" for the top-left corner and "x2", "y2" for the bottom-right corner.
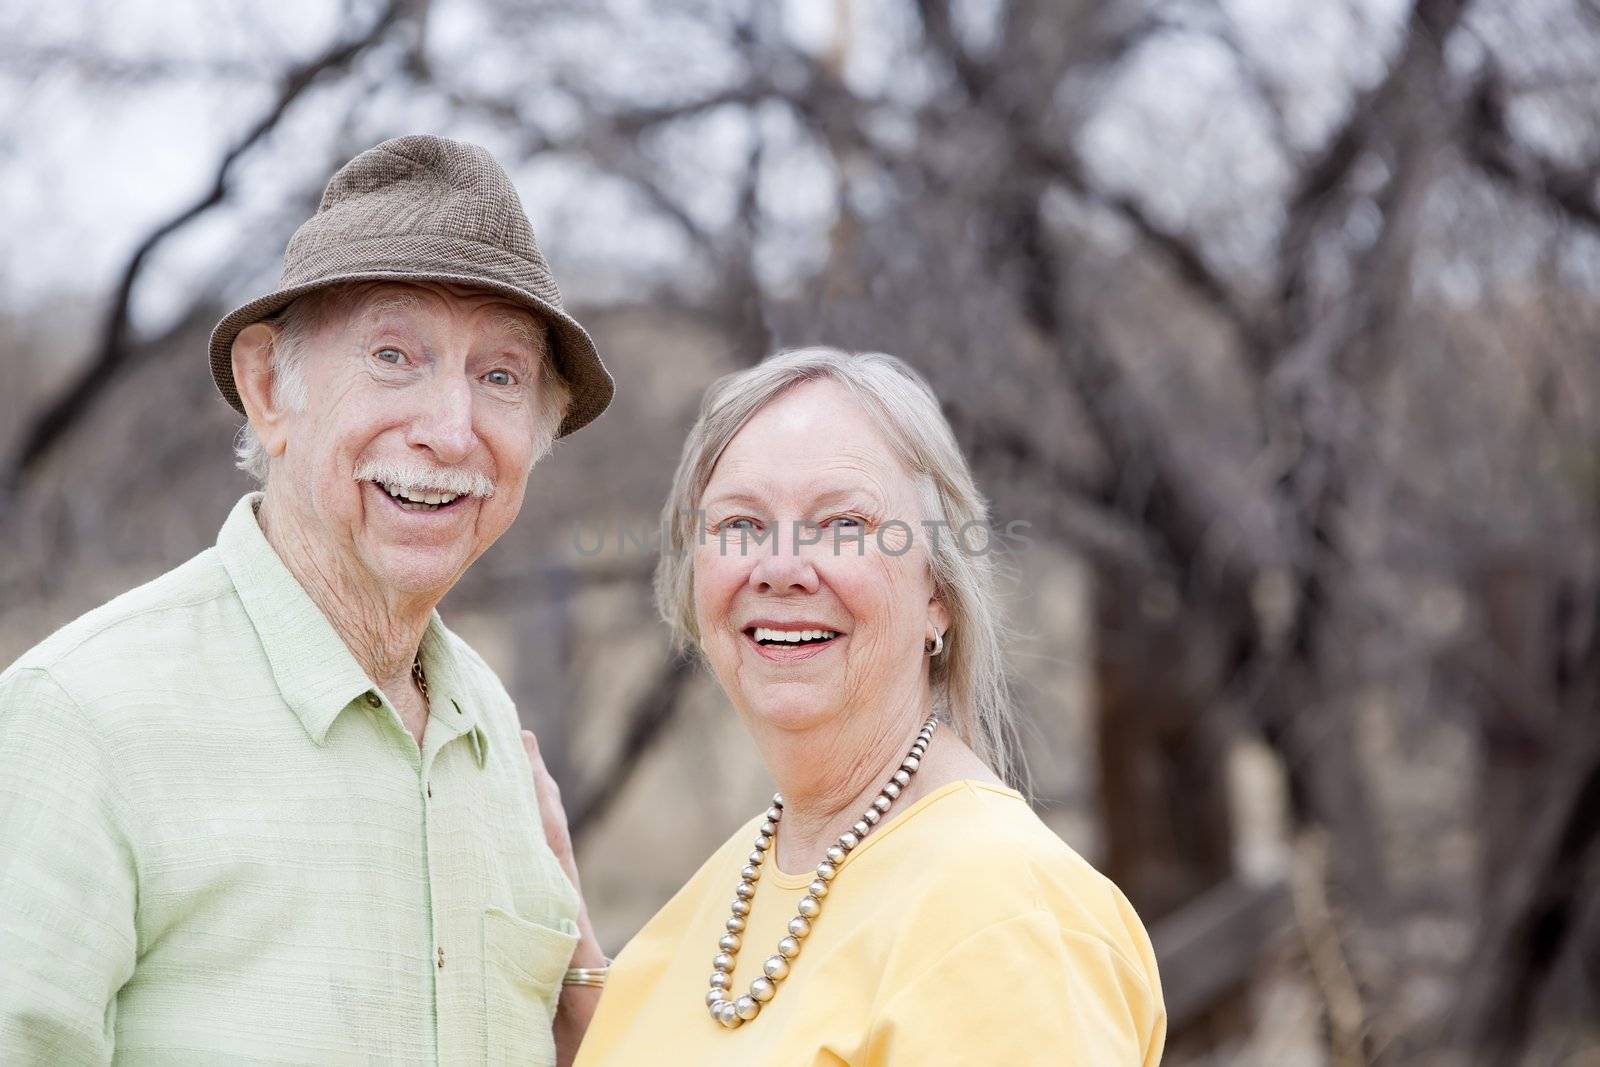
[
  {"x1": 752, "y1": 627, "x2": 840, "y2": 644},
  {"x1": 381, "y1": 483, "x2": 460, "y2": 506}
]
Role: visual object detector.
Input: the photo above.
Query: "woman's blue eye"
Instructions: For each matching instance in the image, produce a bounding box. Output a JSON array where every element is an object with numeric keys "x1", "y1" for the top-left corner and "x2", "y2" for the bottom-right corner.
[
  {"x1": 376, "y1": 348, "x2": 405, "y2": 365},
  {"x1": 724, "y1": 518, "x2": 757, "y2": 530},
  {"x1": 827, "y1": 516, "x2": 863, "y2": 528},
  {"x1": 484, "y1": 369, "x2": 515, "y2": 386}
]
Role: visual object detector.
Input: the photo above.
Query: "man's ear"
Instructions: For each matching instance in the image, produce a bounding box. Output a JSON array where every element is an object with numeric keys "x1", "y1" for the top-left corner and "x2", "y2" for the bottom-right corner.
[{"x1": 232, "y1": 323, "x2": 291, "y2": 460}]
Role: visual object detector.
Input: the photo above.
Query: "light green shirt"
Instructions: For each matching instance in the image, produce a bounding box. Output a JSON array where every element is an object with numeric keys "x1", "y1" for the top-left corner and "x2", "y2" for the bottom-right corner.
[{"x1": 0, "y1": 493, "x2": 580, "y2": 1065}]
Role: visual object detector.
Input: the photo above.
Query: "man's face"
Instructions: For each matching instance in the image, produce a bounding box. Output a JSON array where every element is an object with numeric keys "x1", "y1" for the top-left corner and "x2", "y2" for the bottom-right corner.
[{"x1": 269, "y1": 281, "x2": 553, "y2": 599}]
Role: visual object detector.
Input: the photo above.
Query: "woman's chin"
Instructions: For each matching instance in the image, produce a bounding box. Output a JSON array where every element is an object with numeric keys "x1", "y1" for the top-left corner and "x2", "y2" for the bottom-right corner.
[{"x1": 738, "y1": 690, "x2": 842, "y2": 735}]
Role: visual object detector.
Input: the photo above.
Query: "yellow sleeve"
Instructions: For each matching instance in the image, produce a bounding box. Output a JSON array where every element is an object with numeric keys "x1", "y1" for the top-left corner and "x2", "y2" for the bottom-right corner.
[{"x1": 862, "y1": 908, "x2": 1166, "y2": 1066}]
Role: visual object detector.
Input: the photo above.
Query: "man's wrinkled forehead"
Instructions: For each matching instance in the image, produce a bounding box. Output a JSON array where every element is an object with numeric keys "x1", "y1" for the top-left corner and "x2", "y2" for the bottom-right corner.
[{"x1": 341, "y1": 280, "x2": 549, "y2": 354}]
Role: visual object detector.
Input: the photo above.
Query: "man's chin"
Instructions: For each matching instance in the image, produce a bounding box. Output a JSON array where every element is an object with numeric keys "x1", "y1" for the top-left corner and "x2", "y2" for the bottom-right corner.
[{"x1": 360, "y1": 545, "x2": 470, "y2": 599}]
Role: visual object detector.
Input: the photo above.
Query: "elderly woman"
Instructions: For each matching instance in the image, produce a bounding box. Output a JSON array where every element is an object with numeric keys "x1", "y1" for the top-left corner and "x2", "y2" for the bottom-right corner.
[{"x1": 552, "y1": 348, "x2": 1165, "y2": 1065}]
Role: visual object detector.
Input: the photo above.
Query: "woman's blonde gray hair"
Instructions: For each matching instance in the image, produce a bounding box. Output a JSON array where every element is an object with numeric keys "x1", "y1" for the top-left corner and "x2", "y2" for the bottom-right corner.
[{"x1": 653, "y1": 347, "x2": 1023, "y2": 786}]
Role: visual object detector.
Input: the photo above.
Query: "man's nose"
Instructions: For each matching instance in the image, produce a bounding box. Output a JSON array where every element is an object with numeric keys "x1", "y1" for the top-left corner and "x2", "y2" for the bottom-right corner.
[{"x1": 405, "y1": 373, "x2": 475, "y2": 464}]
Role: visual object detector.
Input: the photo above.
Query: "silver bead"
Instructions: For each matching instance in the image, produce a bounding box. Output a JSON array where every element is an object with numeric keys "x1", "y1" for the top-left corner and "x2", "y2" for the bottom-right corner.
[
  {"x1": 718, "y1": 1001, "x2": 741, "y2": 1027},
  {"x1": 710, "y1": 971, "x2": 731, "y2": 989},
  {"x1": 707, "y1": 988, "x2": 726, "y2": 1007},
  {"x1": 731, "y1": 899, "x2": 751, "y2": 916},
  {"x1": 883, "y1": 782, "x2": 901, "y2": 800},
  {"x1": 910, "y1": 745, "x2": 926, "y2": 759},
  {"x1": 709, "y1": 997, "x2": 726, "y2": 1020},
  {"x1": 741, "y1": 864, "x2": 760, "y2": 882},
  {"x1": 839, "y1": 831, "x2": 860, "y2": 850},
  {"x1": 759, "y1": 819, "x2": 776, "y2": 838},
  {"x1": 766, "y1": 805, "x2": 783, "y2": 822},
  {"x1": 872, "y1": 795, "x2": 892, "y2": 814},
  {"x1": 749, "y1": 851, "x2": 766, "y2": 867},
  {"x1": 751, "y1": 977, "x2": 776, "y2": 1001},
  {"x1": 902, "y1": 755, "x2": 920, "y2": 772},
  {"x1": 719, "y1": 933, "x2": 742, "y2": 953},
  {"x1": 852, "y1": 819, "x2": 871, "y2": 837},
  {"x1": 754, "y1": 833, "x2": 772, "y2": 851},
  {"x1": 734, "y1": 995, "x2": 760, "y2": 1021},
  {"x1": 788, "y1": 915, "x2": 812, "y2": 938},
  {"x1": 763, "y1": 955, "x2": 790, "y2": 980},
  {"x1": 772, "y1": 793, "x2": 784, "y2": 808},
  {"x1": 815, "y1": 861, "x2": 836, "y2": 881},
  {"x1": 736, "y1": 881, "x2": 756, "y2": 900},
  {"x1": 863, "y1": 808, "x2": 881, "y2": 825},
  {"x1": 893, "y1": 770, "x2": 911, "y2": 787},
  {"x1": 797, "y1": 895, "x2": 821, "y2": 918},
  {"x1": 726, "y1": 916, "x2": 746, "y2": 933},
  {"x1": 713, "y1": 952, "x2": 735, "y2": 973},
  {"x1": 825, "y1": 845, "x2": 846, "y2": 864},
  {"x1": 809, "y1": 878, "x2": 829, "y2": 898},
  {"x1": 777, "y1": 935, "x2": 801, "y2": 959}
]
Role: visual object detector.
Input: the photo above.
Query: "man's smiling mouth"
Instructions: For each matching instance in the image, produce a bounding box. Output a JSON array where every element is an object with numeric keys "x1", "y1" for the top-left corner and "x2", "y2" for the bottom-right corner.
[{"x1": 371, "y1": 481, "x2": 466, "y2": 512}]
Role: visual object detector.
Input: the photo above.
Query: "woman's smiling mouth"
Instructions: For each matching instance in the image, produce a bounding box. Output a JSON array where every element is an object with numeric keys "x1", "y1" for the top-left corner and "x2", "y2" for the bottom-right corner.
[{"x1": 743, "y1": 625, "x2": 846, "y2": 661}]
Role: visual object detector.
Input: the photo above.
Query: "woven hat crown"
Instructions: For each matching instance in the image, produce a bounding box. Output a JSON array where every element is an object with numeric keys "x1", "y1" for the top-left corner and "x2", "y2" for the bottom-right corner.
[{"x1": 209, "y1": 134, "x2": 612, "y2": 437}]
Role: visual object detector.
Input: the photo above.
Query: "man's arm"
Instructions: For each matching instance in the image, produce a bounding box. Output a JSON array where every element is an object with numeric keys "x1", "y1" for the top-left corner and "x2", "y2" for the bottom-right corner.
[
  {"x1": 0, "y1": 667, "x2": 139, "y2": 1064},
  {"x1": 522, "y1": 730, "x2": 603, "y2": 1067}
]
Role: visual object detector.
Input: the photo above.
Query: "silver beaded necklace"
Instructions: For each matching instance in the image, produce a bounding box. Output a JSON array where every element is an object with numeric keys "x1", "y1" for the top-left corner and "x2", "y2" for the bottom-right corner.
[{"x1": 705, "y1": 716, "x2": 939, "y2": 1029}]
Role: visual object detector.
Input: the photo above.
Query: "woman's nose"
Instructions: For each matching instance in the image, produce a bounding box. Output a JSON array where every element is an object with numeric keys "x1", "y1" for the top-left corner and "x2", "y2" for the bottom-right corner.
[{"x1": 746, "y1": 529, "x2": 821, "y2": 595}]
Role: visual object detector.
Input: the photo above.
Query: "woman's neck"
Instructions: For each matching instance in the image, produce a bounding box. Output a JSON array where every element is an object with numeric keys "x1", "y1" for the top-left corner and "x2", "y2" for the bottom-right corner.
[{"x1": 759, "y1": 689, "x2": 935, "y2": 876}]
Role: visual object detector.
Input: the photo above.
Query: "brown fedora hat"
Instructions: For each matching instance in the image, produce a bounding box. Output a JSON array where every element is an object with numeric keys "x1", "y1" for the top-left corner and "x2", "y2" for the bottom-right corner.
[{"x1": 209, "y1": 135, "x2": 613, "y2": 438}]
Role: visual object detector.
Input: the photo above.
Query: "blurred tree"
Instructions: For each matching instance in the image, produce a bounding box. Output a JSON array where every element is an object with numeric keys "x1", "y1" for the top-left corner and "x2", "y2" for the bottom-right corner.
[{"x1": 3, "y1": 0, "x2": 1598, "y2": 1061}]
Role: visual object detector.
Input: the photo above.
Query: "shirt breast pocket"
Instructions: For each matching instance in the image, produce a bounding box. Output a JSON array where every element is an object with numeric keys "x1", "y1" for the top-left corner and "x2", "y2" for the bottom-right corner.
[{"x1": 482, "y1": 906, "x2": 579, "y2": 1066}]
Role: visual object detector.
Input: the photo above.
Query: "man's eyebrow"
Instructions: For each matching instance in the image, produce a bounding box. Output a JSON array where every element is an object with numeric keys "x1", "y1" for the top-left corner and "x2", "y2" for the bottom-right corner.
[
  {"x1": 360, "y1": 292, "x2": 428, "y2": 323},
  {"x1": 488, "y1": 314, "x2": 547, "y2": 357}
]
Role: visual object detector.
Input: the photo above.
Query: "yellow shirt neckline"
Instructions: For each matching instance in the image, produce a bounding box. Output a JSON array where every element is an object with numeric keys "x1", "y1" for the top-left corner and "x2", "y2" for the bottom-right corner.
[{"x1": 765, "y1": 779, "x2": 1023, "y2": 888}]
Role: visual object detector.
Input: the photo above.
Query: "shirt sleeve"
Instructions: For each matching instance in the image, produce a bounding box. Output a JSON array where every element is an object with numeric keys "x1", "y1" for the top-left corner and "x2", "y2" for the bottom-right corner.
[
  {"x1": 864, "y1": 907, "x2": 1167, "y2": 1067},
  {"x1": 0, "y1": 667, "x2": 139, "y2": 1065}
]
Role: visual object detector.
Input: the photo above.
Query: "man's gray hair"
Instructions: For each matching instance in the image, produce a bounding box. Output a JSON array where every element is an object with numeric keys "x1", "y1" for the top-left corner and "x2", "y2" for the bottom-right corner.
[
  {"x1": 233, "y1": 283, "x2": 570, "y2": 484},
  {"x1": 653, "y1": 347, "x2": 1023, "y2": 787}
]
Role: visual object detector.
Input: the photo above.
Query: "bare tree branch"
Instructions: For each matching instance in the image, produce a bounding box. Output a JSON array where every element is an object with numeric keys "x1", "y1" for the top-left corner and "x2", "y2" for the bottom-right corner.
[{"x1": 2, "y1": 0, "x2": 412, "y2": 495}]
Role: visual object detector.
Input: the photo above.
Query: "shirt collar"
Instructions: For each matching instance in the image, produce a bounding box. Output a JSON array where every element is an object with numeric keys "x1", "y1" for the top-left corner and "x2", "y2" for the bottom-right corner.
[
  {"x1": 217, "y1": 494, "x2": 375, "y2": 744},
  {"x1": 217, "y1": 492, "x2": 487, "y2": 762},
  {"x1": 416, "y1": 622, "x2": 490, "y2": 768}
]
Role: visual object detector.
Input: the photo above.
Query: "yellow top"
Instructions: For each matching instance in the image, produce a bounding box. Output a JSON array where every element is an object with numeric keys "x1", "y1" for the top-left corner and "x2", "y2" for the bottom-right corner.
[{"x1": 576, "y1": 780, "x2": 1166, "y2": 1067}]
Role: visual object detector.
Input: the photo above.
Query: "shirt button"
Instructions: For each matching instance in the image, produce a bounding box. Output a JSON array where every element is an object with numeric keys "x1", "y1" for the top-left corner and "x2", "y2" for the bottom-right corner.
[
  {"x1": 364, "y1": 693, "x2": 382, "y2": 709},
  {"x1": 437, "y1": 946, "x2": 445, "y2": 969}
]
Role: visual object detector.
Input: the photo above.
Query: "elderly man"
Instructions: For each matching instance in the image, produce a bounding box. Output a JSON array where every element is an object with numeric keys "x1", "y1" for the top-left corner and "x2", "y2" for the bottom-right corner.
[{"x1": 0, "y1": 136, "x2": 610, "y2": 1064}]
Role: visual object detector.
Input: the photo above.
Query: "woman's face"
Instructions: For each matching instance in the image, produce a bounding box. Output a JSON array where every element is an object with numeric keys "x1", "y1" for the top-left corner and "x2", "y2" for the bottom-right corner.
[{"x1": 692, "y1": 379, "x2": 949, "y2": 737}]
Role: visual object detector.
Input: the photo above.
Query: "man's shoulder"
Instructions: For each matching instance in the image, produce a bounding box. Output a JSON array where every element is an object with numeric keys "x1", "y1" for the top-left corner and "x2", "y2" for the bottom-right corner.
[{"x1": 5, "y1": 548, "x2": 238, "y2": 690}]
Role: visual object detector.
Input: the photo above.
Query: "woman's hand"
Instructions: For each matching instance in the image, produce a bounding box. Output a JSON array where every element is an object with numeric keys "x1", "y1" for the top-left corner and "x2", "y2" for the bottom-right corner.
[
  {"x1": 521, "y1": 730, "x2": 582, "y2": 893},
  {"x1": 522, "y1": 731, "x2": 605, "y2": 1066}
]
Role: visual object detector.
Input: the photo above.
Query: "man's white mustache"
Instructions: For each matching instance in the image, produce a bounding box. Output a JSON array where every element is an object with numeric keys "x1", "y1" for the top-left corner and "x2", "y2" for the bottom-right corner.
[{"x1": 353, "y1": 459, "x2": 496, "y2": 498}]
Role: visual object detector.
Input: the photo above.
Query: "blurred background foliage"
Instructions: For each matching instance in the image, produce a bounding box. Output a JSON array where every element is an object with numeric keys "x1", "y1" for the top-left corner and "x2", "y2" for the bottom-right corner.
[{"x1": 2, "y1": 0, "x2": 1598, "y2": 1062}]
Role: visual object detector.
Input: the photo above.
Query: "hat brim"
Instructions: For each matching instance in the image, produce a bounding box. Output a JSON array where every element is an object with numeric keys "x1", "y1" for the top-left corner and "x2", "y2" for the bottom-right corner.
[{"x1": 209, "y1": 270, "x2": 614, "y2": 438}]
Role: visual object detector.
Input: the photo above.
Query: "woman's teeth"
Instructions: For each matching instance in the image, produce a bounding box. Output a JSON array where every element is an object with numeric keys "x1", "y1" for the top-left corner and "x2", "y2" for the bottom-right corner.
[
  {"x1": 380, "y1": 483, "x2": 461, "y2": 509},
  {"x1": 752, "y1": 627, "x2": 840, "y2": 645}
]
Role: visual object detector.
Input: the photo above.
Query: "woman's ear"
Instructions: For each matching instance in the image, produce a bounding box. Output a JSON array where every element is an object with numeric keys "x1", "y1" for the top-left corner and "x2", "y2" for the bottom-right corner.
[
  {"x1": 232, "y1": 323, "x2": 291, "y2": 460},
  {"x1": 928, "y1": 593, "x2": 951, "y2": 641}
]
